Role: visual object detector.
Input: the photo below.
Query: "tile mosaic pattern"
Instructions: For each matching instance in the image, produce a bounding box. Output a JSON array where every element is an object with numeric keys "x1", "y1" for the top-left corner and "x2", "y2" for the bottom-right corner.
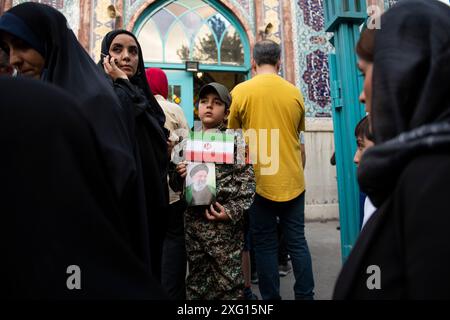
[
  {"x1": 13, "y1": 0, "x2": 65, "y2": 9},
  {"x1": 125, "y1": 0, "x2": 255, "y2": 32},
  {"x1": 262, "y1": 0, "x2": 282, "y2": 42},
  {"x1": 298, "y1": 0, "x2": 323, "y2": 32},
  {"x1": 13, "y1": 0, "x2": 80, "y2": 33},
  {"x1": 7, "y1": 0, "x2": 352, "y2": 118},
  {"x1": 302, "y1": 49, "x2": 331, "y2": 114},
  {"x1": 235, "y1": 0, "x2": 249, "y2": 14},
  {"x1": 262, "y1": 0, "x2": 283, "y2": 76},
  {"x1": 91, "y1": 0, "x2": 116, "y2": 60},
  {"x1": 293, "y1": 0, "x2": 334, "y2": 117}
]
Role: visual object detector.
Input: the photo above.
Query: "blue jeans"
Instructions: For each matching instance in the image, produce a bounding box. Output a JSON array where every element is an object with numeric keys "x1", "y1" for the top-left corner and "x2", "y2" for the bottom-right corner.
[{"x1": 249, "y1": 192, "x2": 314, "y2": 300}]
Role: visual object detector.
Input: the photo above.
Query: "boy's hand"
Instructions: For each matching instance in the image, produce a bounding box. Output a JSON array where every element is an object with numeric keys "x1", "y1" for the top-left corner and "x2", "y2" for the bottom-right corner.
[
  {"x1": 205, "y1": 202, "x2": 230, "y2": 221},
  {"x1": 176, "y1": 161, "x2": 187, "y2": 178}
]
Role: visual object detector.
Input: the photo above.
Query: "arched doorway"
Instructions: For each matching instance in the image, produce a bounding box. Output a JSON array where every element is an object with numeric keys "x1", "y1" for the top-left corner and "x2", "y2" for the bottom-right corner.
[{"x1": 133, "y1": 0, "x2": 251, "y2": 127}]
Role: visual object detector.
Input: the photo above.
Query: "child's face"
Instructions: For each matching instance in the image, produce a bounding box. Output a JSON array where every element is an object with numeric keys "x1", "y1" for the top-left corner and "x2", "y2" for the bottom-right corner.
[
  {"x1": 198, "y1": 92, "x2": 229, "y2": 129},
  {"x1": 353, "y1": 135, "x2": 375, "y2": 166}
]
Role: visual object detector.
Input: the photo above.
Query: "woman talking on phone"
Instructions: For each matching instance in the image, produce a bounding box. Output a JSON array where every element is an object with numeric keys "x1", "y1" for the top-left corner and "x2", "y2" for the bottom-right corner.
[
  {"x1": 98, "y1": 30, "x2": 170, "y2": 282},
  {"x1": 0, "y1": 2, "x2": 165, "y2": 298}
]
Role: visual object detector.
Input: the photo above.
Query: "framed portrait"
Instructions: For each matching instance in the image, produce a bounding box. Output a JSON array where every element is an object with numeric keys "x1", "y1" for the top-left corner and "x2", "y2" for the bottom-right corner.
[{"x1": 185, "y1": 162, "x2": 216, "y2": 207}]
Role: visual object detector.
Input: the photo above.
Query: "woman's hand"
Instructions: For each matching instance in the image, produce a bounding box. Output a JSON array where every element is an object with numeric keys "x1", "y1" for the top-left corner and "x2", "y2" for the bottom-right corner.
[
  {"x1": 205, "y1": 202, "x2": 230, "y2": 221},
  {"x1": 176, "y1": 161, "x2": 187, "y2": 178},
  {"x1": 103, "y1": 55, "x2": 128, "y2": 81}
]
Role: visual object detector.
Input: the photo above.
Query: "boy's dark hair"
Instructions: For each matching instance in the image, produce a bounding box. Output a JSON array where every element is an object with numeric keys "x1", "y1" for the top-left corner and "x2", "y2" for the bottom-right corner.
[
  {"x1": 354, "y1": 115, "x2": 374, "y2": 141},
  {"x1": 253, "y1": 40, "x2": 281, "y2": 66}
]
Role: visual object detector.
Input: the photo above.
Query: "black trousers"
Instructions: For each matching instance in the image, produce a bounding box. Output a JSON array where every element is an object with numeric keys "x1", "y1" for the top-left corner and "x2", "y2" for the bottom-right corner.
[
  {"x1": 161, "y1": 200, "x2": 187, "y2": 300},
  {"x1": 277, "y1": 221, "x2": 289, "y2": 265}
]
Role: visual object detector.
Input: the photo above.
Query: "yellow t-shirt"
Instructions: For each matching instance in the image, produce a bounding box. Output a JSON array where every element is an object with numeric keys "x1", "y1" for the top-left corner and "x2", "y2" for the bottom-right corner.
[{"x1": 228, "y1": 73, "x2": 305, "y2": 202}]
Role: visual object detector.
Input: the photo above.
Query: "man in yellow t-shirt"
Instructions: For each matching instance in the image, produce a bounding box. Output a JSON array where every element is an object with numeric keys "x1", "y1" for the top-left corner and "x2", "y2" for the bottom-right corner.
[{"x1": 228, "y1": 40, "x2": 314, "y2": 300}]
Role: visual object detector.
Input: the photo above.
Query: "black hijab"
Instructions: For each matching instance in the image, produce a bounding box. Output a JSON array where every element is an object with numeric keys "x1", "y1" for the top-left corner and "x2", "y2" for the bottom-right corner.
[
  {"x1": 98, "y1": 29, "x2": 167, "y2": 128},
  {"x1": 0, "y1": 3, "x2": 138, "y2": 206},
  {"x1": 0, "y1": 77, "x2": 164, "y2": 299},
  {"x1": 358, "y1": 0, "x2": 450, "y2": 206},
  {"x1": 0, "y1": 3, "x2": 159, "y2": 272},
  {"x1": 370, "y1": 0, "x2": 450, "y2": 143},
  {"x1": 98, "y1": 30, "x2": 170, "y2": 280}
]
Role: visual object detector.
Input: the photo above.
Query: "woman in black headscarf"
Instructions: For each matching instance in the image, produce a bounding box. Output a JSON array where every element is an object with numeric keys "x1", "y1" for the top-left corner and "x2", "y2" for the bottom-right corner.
[
  {"x1": 0, "y1": 3, "x2": 139, "y2": 218},
  {"x1": 0, "y1": 77, "x2": 164, "y2": 299},
  {"x1": 98, "y1": 30, "x2": 170, "y2": 281},
  {"x1": 333, "y1": 0, "x2": 450, "y2": 299},
  {"x1": 0, "y1": 2, "x2": 160, "y2": 292}
]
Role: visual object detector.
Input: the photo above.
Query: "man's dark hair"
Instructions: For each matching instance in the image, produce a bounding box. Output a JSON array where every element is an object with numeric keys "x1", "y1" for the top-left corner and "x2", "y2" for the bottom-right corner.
[
  {"x1": 253, "y1": 40, "x2": 281, "y2": 66},
  {"x1": 354, "y1": 115, "x2": 373, "y2": 141}
]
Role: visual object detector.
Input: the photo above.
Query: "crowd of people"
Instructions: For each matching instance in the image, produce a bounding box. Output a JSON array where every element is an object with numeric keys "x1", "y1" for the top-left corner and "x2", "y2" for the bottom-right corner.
[{"x1": 1, "y1": 0, "x2": 450, "y2": 300}]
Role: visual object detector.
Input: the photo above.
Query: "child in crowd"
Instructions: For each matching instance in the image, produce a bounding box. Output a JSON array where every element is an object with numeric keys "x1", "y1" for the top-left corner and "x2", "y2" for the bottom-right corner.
[
  {"x1": 170, "y1": 82, "x2": 255, "y2": 300},
  {"x1": 353, "y1": 115, "x2": 376, "y2": 229}
]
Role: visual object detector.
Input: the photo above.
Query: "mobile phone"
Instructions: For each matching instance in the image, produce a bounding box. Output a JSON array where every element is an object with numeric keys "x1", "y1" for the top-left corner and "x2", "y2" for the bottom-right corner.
[{"x1": 101, "y1": 53, "x2": 118, "y2": 65}]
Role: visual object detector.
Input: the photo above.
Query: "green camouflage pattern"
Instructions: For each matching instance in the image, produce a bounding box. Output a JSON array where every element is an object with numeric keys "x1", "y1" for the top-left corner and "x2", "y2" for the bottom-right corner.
[{"x1": 184, "y1": 126, "x2": 256, "y2": 300}]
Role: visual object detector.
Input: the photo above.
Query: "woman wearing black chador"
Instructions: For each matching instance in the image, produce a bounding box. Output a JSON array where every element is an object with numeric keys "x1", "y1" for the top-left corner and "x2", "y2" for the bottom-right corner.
[
  {"x1": 333, "y1": 0, "x2": 450, "y2": 300},
  {"x1": 98, "y1": 30, "x2": 170, "y2": 281},
  {"x1": 0, "y1": 2, "x2": 166, "y2": 298}
]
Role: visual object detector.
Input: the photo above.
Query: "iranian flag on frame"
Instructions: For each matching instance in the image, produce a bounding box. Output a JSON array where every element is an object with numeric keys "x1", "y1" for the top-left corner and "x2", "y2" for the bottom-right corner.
[{"x1": 185, "y1": 131, "x2": 235, "y2": 164}]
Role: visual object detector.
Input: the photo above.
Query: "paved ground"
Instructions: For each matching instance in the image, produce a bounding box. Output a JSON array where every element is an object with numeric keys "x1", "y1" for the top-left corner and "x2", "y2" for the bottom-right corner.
[{"x1": 251, "y1": 220, "x2": 342, "y2": 300}]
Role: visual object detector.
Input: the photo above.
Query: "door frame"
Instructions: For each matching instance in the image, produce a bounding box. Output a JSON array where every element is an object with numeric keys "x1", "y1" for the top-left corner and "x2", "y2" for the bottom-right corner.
[{"x1": 165, "y1": 70, "x2": 194, "y2": 128}]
